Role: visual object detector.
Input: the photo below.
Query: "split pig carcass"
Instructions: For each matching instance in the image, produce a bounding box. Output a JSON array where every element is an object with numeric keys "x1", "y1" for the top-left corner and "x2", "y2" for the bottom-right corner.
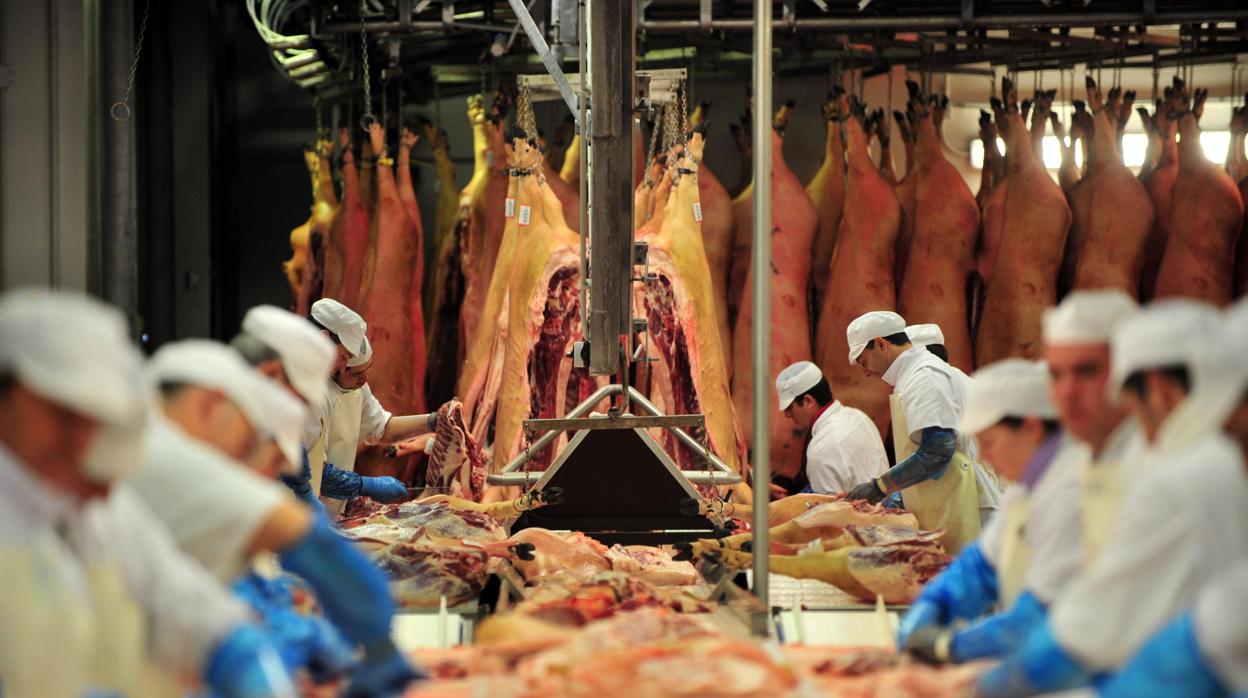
[
  {"x1": 730, "y1": 102, "x2": 818, "y2": 480},
  {"x1": 283, "y1": 141, "x2": 337, "y2": 316}
]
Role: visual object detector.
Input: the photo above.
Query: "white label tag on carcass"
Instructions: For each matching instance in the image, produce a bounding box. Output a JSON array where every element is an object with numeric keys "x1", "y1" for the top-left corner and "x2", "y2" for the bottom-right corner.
[
  {"x1": 505, "y1": 198, "x2": 516, "y2": 218},
  {"x1": 518, "y1": 205, "x2": 532, "y2": 226},
  {"x1": 487, "y1": 151, "x2": 495, "y2": 167},
  {"x1": 692, "y1": 202, "x2": 703, "y2": 222}
]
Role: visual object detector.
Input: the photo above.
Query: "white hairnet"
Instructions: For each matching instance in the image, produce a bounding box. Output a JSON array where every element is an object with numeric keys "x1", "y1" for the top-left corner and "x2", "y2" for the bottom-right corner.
[
  {"x1": 960, "y1": 359, "x2": 1057, "y2": 435},
  {"x1": 775, "y1": 361, "x2": 824, "y2": 411},
  {"x1": 240, "y1": 305, "x2": 335, "y2": 406},
  {"x1": 1109, "y1": 299, "x2": 1221, "y2": 395},
  {"x1": 147, "y1": 340, "x2": 274, "y2": 440},
  {"x1": 251, "y1": 377, "x2": 308, "y2": 476},
  {"x1": 310, "y1": 298, "x2": 370, "y2": 362},
  {"x1": 1042, "y1": 290, "x2": 1138, "y2": 346},
  {"x1": 846, "y1": 311, "x2": 907, "y2": 364}
]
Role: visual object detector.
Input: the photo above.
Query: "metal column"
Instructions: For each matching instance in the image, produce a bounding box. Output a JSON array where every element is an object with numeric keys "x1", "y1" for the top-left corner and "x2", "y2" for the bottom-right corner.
[
  {"x1": 750, "y1": 0, "x2": 772, "y2": 636},
  {"x1": 585, "y1": 0, "x2": 635, "y2": 376}
]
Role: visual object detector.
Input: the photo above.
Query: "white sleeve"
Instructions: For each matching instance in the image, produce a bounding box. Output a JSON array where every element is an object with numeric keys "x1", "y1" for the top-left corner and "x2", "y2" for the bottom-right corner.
[
  {"x1": 105, "y1": 486, "x2": 251, "y2": 680},
  {"x1": 978, "y1": 485, "x2": 1021, "y2": 569},
  {"x1": 359, "y1": 385, "x2": 393, "y2": 445},
  {"x1": 127, "y1": 439, "x2": 291, "y2": 580},
  {"x1": 901, "y1": 369, "x2": 961, "y2": 436},
  {"x1": 805, "y1": 440, "x2": 848, "y2": 494},
  {"x1": 1051, "y1": 474, "x2": 1201, "y2": 670},
  {"x1": 301, "y1": 390, "x2": 333, "y2": 450},
  {"x1": 1194, "y1": 561, "x2": 1248, "y2": 692}
]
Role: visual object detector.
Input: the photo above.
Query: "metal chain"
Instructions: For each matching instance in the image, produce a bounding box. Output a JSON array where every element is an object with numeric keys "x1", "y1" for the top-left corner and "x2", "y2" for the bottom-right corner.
[
  {"x1": 679, "y1": 80, "x2": 689, "y2": 148},
  {"x1": 110, "y1": 0, "x2": 152, "y2": 121},
  {"x1": 663, "y1": 99, "x2": 679, "y2": 153},
  {"x1": 518, "y1": 82, "x2": 539, "y2": 143},
  {"x1": 313, "y1": 93, "x2": 324, "y2": 139},
  {"x1": 359, "y1": 0, "x2": 375, "y2": 129}
]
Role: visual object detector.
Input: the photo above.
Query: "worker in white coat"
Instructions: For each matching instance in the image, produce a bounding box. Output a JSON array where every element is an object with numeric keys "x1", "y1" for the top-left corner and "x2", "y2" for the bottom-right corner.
[
  {"x1": 899, "y1": 360, "x2": 1084, "y2": 665},
  {"x1": 302, "y1": 298, "x2": 443, "y2": 514},
  {"x1": 775, "y1": 361, "x2": 889, "y2": 494},
  {"x1": 0, "y1": 289, "x2": 294, "y2": 698},
  {"x1": 128, "y1": 340, "x2": 425, "y2": 696},
  {"x1": 844, "y1": 311, "x2": 1000, "y2": 553},
  {"x1": 978, "y1": 300, "x2": 1248, "y2": 697},
  {"x1": 1038, "y1": 289, "x2": 1142, "y2": 564}
]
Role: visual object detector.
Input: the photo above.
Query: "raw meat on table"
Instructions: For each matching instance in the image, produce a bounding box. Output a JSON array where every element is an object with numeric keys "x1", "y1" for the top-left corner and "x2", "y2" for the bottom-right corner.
[{"x1": 424, "y1": 398, "x2": 487, "y2": 501}]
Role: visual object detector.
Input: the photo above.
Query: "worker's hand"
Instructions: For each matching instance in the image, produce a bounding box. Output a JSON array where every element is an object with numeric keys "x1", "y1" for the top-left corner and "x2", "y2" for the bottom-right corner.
[
  {"x1": 204, "y1": 624, "x2": 297, "y2": 698},
  {"x1": 344, "y1": 639, "x2": 426, "y2": 698},
  {"x1": 846, "y1": 478, "x2": 886, "y2": 504},
  {"x1": 896, "y1": 599, "x2": 943, "y2": 647},
  {"x1": 268, "y1": 608, "x2": 357, "y2": 682},
  {"x1": 903, "y1": 625, "x2": 953, "y2": 665},
  {"x1": 359, "y1": 476, "x2": 407, "y2": 503}
]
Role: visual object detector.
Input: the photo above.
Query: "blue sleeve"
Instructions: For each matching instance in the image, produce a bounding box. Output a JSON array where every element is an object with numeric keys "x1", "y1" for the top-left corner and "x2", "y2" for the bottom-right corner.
[
  {"x1": 280, "y1": 449, "x2": 326, "y2": 514},
  {"x1": 278, "y1": 513, "x2": 394, "y2": 645},
  {"x1": 897, "y1": 541, "x2": 999, "y2": 646},
  {"x1": 319, "y1": 462, "x2": 364, "y2": 499},
  {"x1": 1100, "y1": 612, "x2": 1228, "y2": 698},
  {"x1": 880, "y1": 427, "x2": 957, "y2": 493},
  {"x1": 977, "y1": 618, "x2": 1093, "y2": 698},
  {"x1": 950, "y1": 590, "x2": 1047, "y2": 663}
]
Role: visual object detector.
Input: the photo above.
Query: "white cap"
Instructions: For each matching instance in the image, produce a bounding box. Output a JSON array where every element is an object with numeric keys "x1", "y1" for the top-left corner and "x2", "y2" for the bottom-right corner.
[
  {"x1": 1043, "y1": 290, "x2": 1138, "y2": 346},
  {"x1": 960, "y1": 359, "x2": 1058, "y2": 435},
  {"x1": 0, "y1": 289, "x2": 149, "y2": 483},
  {"x1": 240, "y1": 305, "x2": 335, "y2": 405},
  {"x1": 1109, "y1": 299, "x2": 1221, "y2": 394},
  {"x1": 147, "y1": 340, "x2": 274, "y2": 441},
  {"x1": 775, "y1": 361, "x2": 824, "y2": 411},
  {"x1": 0, "y1": 289, "x2": 146, "y2": 426},
  {"x1": 310, "y1": 298, "x2": 371, "y2": 367},
  {"x1": 1185, "y1": 308, "x2": 1248, "y2": 428},
  {"x1": 846, "y1": 311, "x2": 907, "y2": 365},
  {"x1": 906, "y1": 323, "x2": 945, "y2": 347},
  {"x1": 251, "y1": 378, "x2": 308, "y2": 475}
]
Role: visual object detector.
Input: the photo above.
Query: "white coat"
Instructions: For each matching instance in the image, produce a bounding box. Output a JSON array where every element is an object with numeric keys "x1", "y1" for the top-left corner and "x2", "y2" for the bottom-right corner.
[
  {"x1": 979, "y1": 436, "x2": 1086, "y2": 605},
  {"x1": 1052, "y1": 431, "x2": 1248, "y2": 670},
  {"x1": 127, "y1": 417, "x2": 295, "y2": 580},
  {"x1": 1194, "y1": 559, "x2": 1248, "y2": 692},
  {"x1": 806, "y1": 400, "x2": 890, "y2": 494}
]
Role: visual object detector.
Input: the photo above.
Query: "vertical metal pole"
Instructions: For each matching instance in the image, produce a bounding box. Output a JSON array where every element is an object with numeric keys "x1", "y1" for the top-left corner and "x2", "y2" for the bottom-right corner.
[
  {"x1": 750, "y1": 0, "x2": 772, "y2": 635},
  {"x1": 586, "y1": 0, "x2": 635, "y2": 376}
]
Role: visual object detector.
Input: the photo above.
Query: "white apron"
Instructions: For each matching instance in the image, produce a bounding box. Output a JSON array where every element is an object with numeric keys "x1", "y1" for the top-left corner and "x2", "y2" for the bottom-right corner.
[
  {"x1": 322, "y1": 387, "x2": 366, "y2": 517},
  {"x1": 890, "y1": 393, "x2": 982, "y2": 555}
]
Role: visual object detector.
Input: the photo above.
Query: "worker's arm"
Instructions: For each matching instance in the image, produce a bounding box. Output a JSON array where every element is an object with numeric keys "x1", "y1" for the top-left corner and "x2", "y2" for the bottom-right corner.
[
  {"x1": 1099, "y1": 612, "x2": 1228, "y2": 698},
  {"x1": 847, "y1": 427, "x2": 956, "y2": 503},
  {"x1": 319, "y1": 462, "x2": 407, "y2": 503},
  {"x1": 277, "y1": 512, "x2": 425, "y2": 693},
  {"x1": 278, "y1": 449, "x2": 326, "y2": 513},
  {"x1": 896, "y1": 541, "x2": 999, "y2": 646},
  {"x1": 380, "y1": 413, "x2": 437, "y2": 443},
  {"x1": 108, "y1": 486, "x2": 295, "y2": 696},
  {"x1": 906, "y1": 590, "x2": 1048, "y2": 664}
]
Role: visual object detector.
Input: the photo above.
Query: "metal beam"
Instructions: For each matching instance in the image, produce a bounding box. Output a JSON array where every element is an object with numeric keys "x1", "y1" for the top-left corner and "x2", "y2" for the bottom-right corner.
[
  {"x1": 639, "y1": 11, "x2": 1248, "y2": 32},
  {"x1": 586, "y1": 0, "x2": 635, "y2": 376},
  {"x1": 506, "y1": 0, "x2": 578, "y2": 120},
  {"x1": 524, "y1": 415, "x2": 705, "y2": 431},
  {"x1": 750, "y1": 0, "x2": 773, "y2": 637}
]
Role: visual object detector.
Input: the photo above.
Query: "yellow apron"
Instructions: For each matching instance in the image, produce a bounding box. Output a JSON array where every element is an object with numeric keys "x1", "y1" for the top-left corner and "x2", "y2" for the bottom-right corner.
[
  {"x1": 1079, "y1": 458, "x2": 1123, "y2": 565},
  {"x1": 322, "y1": 387, "x2": 366, "y2": 517},
  {"x1": 890, "y1": 393, "x2": 981, "y2": 555},
  {"x1": 995, "y1": 493, "x2": 1032, "y2": 607},
  {"x1": 0, "y1": 533, "x2": 148, "y2": 698}
]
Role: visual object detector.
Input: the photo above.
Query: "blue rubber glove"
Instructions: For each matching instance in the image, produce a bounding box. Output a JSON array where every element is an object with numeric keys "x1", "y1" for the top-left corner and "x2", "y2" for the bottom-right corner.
[
  {"x1": 280, "y1": 449, "x2": 326, "y2": 514},
  {"x1": 344, "y1": 639, "x2": 426, "y2": 698},
  {"x1": 948, "y1": 590, "x2": 1047, "y2": 662},
  {"x1": 897, "y1": 541, "x2": 999, "y2": 647},
  {"x1": 204, "y1": 624, "x2": 296, "y2": 698},
  {"x1": 233, "y1": 572, "x2": 356, "y2": 680},
  {"x1": 976, "y1": 619, "x2": 1092, "y2": 698},
  {"x1": 278, "y1": 513, "x2": 394, "y2": 645},
  {"x1": 1100, "y1": 612, "x2": 1228, "y2": 698},
  {"x1": 359, "y1": 476, "x2": 407, "y2": 503},
  {"x1": 320, "y1": 462, "x2": 364, "y2": 499}
]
